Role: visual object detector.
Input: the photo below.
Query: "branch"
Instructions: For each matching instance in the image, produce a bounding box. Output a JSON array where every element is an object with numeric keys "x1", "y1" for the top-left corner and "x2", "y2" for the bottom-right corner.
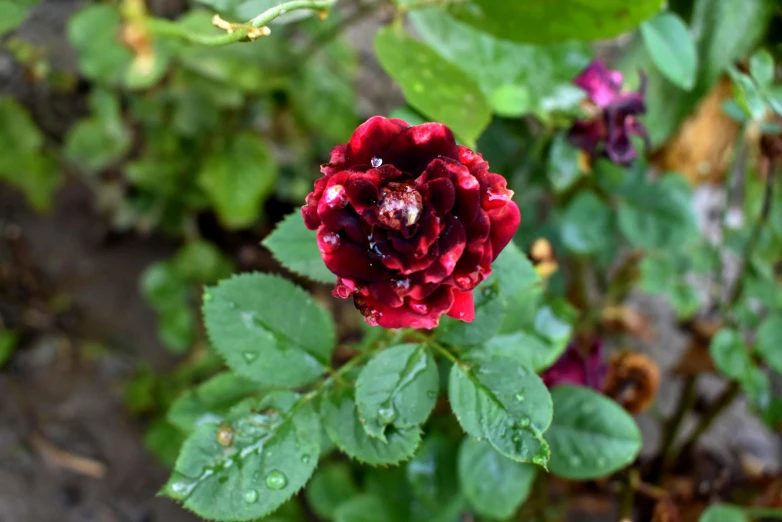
[{"x1": 146, "y1": 0, "x2": 338, "y2": 46}]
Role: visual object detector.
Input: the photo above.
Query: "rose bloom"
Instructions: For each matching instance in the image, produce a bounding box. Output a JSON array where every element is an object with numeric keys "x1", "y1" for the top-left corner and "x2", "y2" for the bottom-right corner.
[
  {"x1": 302, "y1": 116, "x2": 520, "y2": 329},
  {"x1": 541, "y1": 339, "x2": 605, "y2": 390},
  {"x1": 567, "y1": 60, "x2": 649, "y2": 166}
]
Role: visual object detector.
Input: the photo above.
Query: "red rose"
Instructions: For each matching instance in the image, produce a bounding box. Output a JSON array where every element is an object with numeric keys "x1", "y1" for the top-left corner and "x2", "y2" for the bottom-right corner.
[{"x1": 302, "y1": 116, "x2": 520, "y2": 329}]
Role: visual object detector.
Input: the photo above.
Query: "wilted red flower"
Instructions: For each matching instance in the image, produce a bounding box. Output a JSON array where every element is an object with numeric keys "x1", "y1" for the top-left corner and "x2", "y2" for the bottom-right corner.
[
  {"x1": 568, "y1": 60, "x2": 649, "y2": 166},
  {"x1": 302, "y1": 116, "x2": 520, "y2": 329},
  {"x1": 541, "y1": 339, "x2": 605, "y2": 390}
]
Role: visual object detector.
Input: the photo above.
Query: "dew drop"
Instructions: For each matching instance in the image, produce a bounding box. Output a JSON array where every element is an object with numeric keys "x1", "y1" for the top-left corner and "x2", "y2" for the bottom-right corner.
[
  {"x1": 569, "y1": 455, "x2": 582, "y2": 467},
  {"x1": 216, "y1": 424, "x2": 234, "y2": 446},
  {"x1": 426, "y1": 391, "x2": 437, "y2": 399},
  {"x1": 512, "y1": 434, "x2": 521, "y2": 443},
  {"x1": 301, "y1": 454, "x2": 311, "y2": 464},
  {"x1": 265, "y1": 470, "x2": 288, "y2": 490},
  {"x1": 532, "y1": 454, "x2": 547, "y2": 467},
  {"x1": 203, "y1": 292, "x2": 213, "y2": 302},
  {"x1": 518, "y1": 417, "x2": 530, "y2": 428},
  {"x1": 371, "y1": 156, "x2": 383, "y2": 168},
  {"x1": 318, "y1": 230, "x2": 341, "y2": 254},
  {"x1": 515, "y1": 393, "x2": 525, "y2": 402},
  {"x1": 377, "y1": 406, "x2": 396, "y2": 424},
  {"x1": 244, "y1": 489, "x2": 259, "y2": 503},
  {"x1": 410, "y1": 302, "x2": 430, "y2": 315},
  {"x1": 243, "y1": 351, "x2": 258, "y2": 363}
]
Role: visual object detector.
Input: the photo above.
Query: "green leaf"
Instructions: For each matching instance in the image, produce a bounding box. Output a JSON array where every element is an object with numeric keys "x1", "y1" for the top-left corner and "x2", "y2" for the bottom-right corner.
[
  {"x1": 546, "y1": 385, "x2": 642, "y2": 480},
  {"x1": 447, "y1": 0, "x2": 663, "y2": 44},
  {"x1": 262, "y1": 212, "x2": 334, "y2": 284},
  {"x1": 0, "y1": 0, "x2": 40, "y2": 35},
  {"x1": 405, "y1": 434, "x2": 460, "y2": 510},
  {"x1": 448, "y1": 354, "x2": 552, "y2": 464},
  {"x1": 162, "y1": 391, "x2": 320, "y2": 521},
  {"x1": 144, "y1": 419, "x2": 187, "y2": 469},
  {"x1": 699, "y1": 504, "x2": 748, "y2": 522},
  {"x1": 640, "y1": 12, "x2": 697, "y2": 90},
  {"x1": 159, "y1": 303, "x2": 197, "y2": 354},
  {"x1": 482, "y1": 331, "x2": 565, "y2": 373},
  {"x1": 0, "y1": 97, "x2": 61, "y2": 212},
  {"x1": 437, "y1": 284, "x2": 506, "y2": 346},
  {"x1": 203, "y1": 273, "x2": 334, "y2": 388},
  {"x1": 168, "y1": 371, "x2": 263, "y2": 432},
  {"x1": 547, "y1": 132, "x2": 583, "y2": 193},
  {"x1": 305, "y1": 462, "x2": 360, "y2": 520},
  {"x1": 140, "y1": 260, "x2": 190, "y2": 311},
  {"x1": 756, "y1": 314, "x2": 782, "y2": 374},
  {"x1": 355, "y1": 344, "x2": 438, "y2": 441},
  {"x1": 458, "y1": 437, "x2": 536, "y2": 519},
  {"x1": 174, "y1": 240, "x2": 233, "y2": 284},
  {"x1": 67, "y1": 4, "x2": 133, "y2": 84},
  {"x1": 709, "y1": 328, "x2": 751, "y2": 381},
  {"x1": 321, "y1": 383, "x2": 421, "y2": 465},
  {"x1": 749, "y1": 49, "x2": 775, "y2": 89},
  {"x1": 617, "y1": 173, "x2": 698, "y2": 251},
  {"x1": 198, "y1": 133, "x2": 278, "y2": 229},
  {"x1": 486, "y1": 241, "x2": 540, "y2": 297},
  {"x1": 65, "y1": 89, "x2": 131, "y2": 173},
  {"x1": 489, "y1": 84, "x2": 531, "y2": 117},
  {"x1": 409, "y1": 8, "x2": 590, "y2": 119},
  {"x1": 374, "y1": 27, "x2": 491, "y2": 145},
  {"x1": 333, "y1": 494, "x2": 391, "y2": 522},
  {"x1": 560, "y1": 192, "x2": 615, "y2": 255},
  {"x1": 0, "y1": 329, "x2": 19, "y2": 367}
]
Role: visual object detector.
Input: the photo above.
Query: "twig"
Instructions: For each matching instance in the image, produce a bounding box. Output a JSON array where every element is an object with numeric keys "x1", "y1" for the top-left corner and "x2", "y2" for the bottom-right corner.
[
  {"x1": 146, "y1": 0, "x2": 338, "y2": 46},
  {"x1": 655, "y1": 375, "x2": 697, "y2": 480},
  {"x1": 667, "y1": 381, "x2": 741, "y2": 466},
  {"x1": 30, "y1": 433, "x2": 107, "y2": 479}
]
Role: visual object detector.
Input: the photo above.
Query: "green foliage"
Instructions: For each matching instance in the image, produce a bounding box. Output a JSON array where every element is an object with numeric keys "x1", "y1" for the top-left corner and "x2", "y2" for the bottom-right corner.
[
  {"x1": 447, "y1": 0, "x2": 664, "y2": 43},
  {"x1": 65, "y1": 88, "x2": 131, "y2": 173},
  {"x1": 560, "y1": 191, "x2": 615, "y2": 255},
  {"x1": 198, "y1": 133, "x2": 278, "y2": 229},
  {"x1": 263, "y1": 212, "x2": 333, "y2": 283},
  {"x1": 756, "y1": 314, "x2": 782, "y2": 374},
  {"x1": 437, "y1": 284, "x2": 505, "y2": 345},
  {"x1": 203, "y1": 273, "x2": 335, "y2": 387},
  {"x1": 67, "y1": 4, "x2": 133, "y2": 85},
  {"x1": 305, "y1": 462, "x2": 360, "y2": 520},
  {"x1": 709, "y1": 329, "x2": 752, "y2": 381},
  {"x1": 375, "y1": 26, "x2": 491, "y2": 146},
  {"x1": 355, "y1": 344, "x2": 438, "y2": 441},
  {"x1": 321, "y1": 382, "x2": 422, "y2": 465},
  {"x1": 546, "y1": 386, "x2": 642, "y2": 480},
  {"x1": 0, "y1": 0, "x2": 40, "y2": 35},
  {"x1": 162, "y1": 392, "x2": 320, "y2": 521},
  {"x1": 640, "y1": 12, "x2": 697, "y2": 90},
  {"x1": 0, "y1": 330, "x2": 19, "y2": 367},
  {"x1": 449, "y1": 354, "x2": 552, "y2": 465},
  {"x1": 547, "y1": 133, "x2": 584, "y2": 193},
  {"x1": 0, "y1": 97, "x2": 61, "y2": 211},
  {"x1": 409, "y1": 8, "x2": 591, "y2": 120},
  {"x1": 458, "y1": 437, "x2": 536, "y2": 519},
  {"x1": 699, "y1": 504, "x2": 749, "y2": 522}
]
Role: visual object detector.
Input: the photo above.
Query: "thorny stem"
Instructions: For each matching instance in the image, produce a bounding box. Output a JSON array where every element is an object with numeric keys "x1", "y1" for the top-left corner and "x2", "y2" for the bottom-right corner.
[
  {"x1": 146, "y1": 0, "x2": 339, "y2": 46},
  {"x1": 669, "y1": 381, "x2": 741, "y2": 465}
]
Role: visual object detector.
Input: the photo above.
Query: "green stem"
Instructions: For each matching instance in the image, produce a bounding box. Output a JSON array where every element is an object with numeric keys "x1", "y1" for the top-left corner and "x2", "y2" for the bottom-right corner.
[
  {"x1": 658, "y1": 375, "x2": 698, "y2": 474},
  {"x1": 146, "y1": 0, "x2": 338, "y2": 46},
  {"x1": 407, "y1": 330, "x2": 461, "y2": 365}
]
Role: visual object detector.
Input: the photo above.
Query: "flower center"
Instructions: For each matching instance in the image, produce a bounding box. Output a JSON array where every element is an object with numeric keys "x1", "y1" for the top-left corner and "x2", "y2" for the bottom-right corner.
[{"x1": 376, "y1": 182, "x2": 423, "y2": 229}]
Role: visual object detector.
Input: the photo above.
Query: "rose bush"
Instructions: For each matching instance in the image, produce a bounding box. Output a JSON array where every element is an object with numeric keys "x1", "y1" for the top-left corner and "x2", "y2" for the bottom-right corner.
[{"x1": 302, "y1": 116, "x2": 520, "y2": 329}]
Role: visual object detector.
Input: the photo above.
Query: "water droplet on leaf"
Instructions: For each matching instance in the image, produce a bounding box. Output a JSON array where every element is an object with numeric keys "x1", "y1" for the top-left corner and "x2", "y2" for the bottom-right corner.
[
  {"x1": 569, "y1": 455, "x2": 582, "y2": 467},
  {"x1": 515, "y1": 393, "x2": 525, "y2": 402},
  {"x1": 217, "y1": 424, "x2": 234, "y2": 446},
  {"x1": 244, "y1": 489, "x2": 258, "y2": 503},
  {"x1": 377, "y1": 406, "x2": 396, "y2": 424},
  {"x1": 301, "y1": 454, "x2": 311, "y2": 464},
  {"x1": 203, "y1": 292, "x2": 213, "y2": 302},
  {"x1": 243, "y1": 351, "x2": 258, "y2": 363},
  {"x1": 518, "y1": 417, "x2": 530, "y2": 428},
  {"x1": 265, "y1": 470, "x2": 288, "y2": 490},
  {"x1": 426, "y1": 391, "x2": 437, "y2": 399}
]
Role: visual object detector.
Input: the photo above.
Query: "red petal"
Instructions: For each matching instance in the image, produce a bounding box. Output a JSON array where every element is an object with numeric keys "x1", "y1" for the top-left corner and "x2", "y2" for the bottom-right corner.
[
  {"x1": 426, "y1": 177, "x2": 456, "y2": 217},
  {"x1": 447, "y1": 290, "x2": 474, "y2": 322},
  {"x1": 486, "y1": 200, "x2": 521, "y2": 261},
  {"x1": 383, "y1": 123, "x2": 459, "y2": 174},
  {"x1": 346, "y1": 116, "x2": 409, "y2": 169},
  {"x1": 321, "y1": 239, "x2": 391, "y2": 282},
  {"x1": 345, "y1": 171, "x2": 380, "y2": 212}
]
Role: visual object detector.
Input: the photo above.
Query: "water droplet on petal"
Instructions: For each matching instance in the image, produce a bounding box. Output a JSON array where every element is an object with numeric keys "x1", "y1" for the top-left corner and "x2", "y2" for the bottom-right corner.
[
  {"x1": 410, "y1": 302, "x2": 430, "y2": 315},
  {"x1": 324, "y1": 184, "x2": 348, "y2": 209},
  {"x1": 265, "y1": 470, "x2": 288, "y2": 490},
  {"x1": 244, "y1": 489, "x2": 258, "y2": 503},
  {"x1": 243, "y1": 351, "x2": 258, "y2": 363},
  {"x1": 318, "y1": 230, "x2": 341, "y2": 254},
  {"x1": 377, "y1": 406, "x2": 396, "y2": 424},
  {"x1": 371, "y1": 156, "x2": 383, "y2": 168}
]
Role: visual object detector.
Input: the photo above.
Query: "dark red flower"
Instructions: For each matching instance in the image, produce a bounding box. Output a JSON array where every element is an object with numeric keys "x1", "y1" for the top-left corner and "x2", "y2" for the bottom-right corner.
[
  {"x1": 541, "y1": 339, "x2": 605, "y2": 390},
  {"x1": 567, "y1": 60, "x2": 649, "y2": 166},
  {"x1": 302, "y1": 116, "x2": 520, "y2": 329}
]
